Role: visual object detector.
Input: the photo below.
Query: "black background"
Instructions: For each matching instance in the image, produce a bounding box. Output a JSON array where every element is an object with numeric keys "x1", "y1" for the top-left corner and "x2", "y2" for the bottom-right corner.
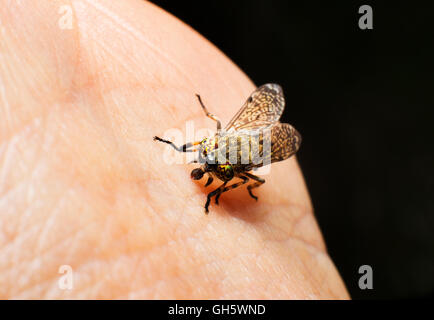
[{"x1": 151, "y1": 0, "x2": 434, "y2": 299}]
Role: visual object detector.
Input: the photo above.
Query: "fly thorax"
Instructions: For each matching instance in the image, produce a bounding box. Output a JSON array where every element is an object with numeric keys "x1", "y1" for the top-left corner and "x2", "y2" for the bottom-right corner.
[{"x1": 199, "y1": 136, "x2": 219, "y2": 164}]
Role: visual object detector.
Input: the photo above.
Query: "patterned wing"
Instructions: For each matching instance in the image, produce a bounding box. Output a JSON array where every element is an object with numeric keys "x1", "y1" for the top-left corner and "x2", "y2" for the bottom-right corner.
[
  {"x1": 225, "y1": 84, "x2": 285, "y2": 131},
  {"x1": 270, "y1": 123, "x2": 302, "y2": 163}
]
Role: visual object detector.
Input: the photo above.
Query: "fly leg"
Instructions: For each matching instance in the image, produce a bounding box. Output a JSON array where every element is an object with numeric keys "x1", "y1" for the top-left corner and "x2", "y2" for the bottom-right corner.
[
  {"x1": 205, "y1": 181, "x2": 227, "y2": 214},
  {"x1": 153, "y1": 136, "x2": 200, "y2": 152},
  {"x1": 244, "y1": 172, "x2": 265, "y2": 201},
  {"x1": 214, "y1": 176, "x2": 249, "y2": 205},
  {"x1": 196, "y1": 94, "x2": 222, "y2": 133}
]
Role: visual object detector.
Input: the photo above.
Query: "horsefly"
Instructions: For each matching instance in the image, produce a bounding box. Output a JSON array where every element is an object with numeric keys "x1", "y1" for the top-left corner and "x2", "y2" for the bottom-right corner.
[{"x1": 154, "y1": 84, "x2": 302, "y2": 213}]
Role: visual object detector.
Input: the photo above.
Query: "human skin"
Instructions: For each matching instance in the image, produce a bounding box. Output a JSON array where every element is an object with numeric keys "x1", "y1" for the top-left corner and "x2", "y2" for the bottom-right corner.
[{"x1": 0, "y1": 0, "x2": 349, "y2": 299}]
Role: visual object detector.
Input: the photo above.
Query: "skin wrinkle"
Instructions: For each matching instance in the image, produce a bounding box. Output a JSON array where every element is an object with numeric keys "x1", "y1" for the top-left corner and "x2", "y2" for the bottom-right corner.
[
  {"x1": 16, "y1": 180, "x2": 45, "y2": 239},
  {"x1": 47, "y1": 195, "x2": 88, "y2": 264},
  {"x1": 221, "y1": 249, "x2": 273, "y2": 298},
  {"x1": 76, "y1": 0, "x2": 248, "y2": 119},
  {"x1": 270, "y1": 244, "x2": 317, "y2": 296},
  {"x1": 66, "y1": 26, "x2": 158, "y2": 199},
  {"x1": 0, "y1": 76, "x2": 66, "y2": 143},
  {"x1": 56, "y1": 107, "x2": 144, "y2": 210},
  {"x1": 116, "y1": 257, "x2": 146, "y2": 297},
  {"x1": 118, "y1": 224, "x2": 250, "y2": 298},
  {"x1": 99, "y1": 256, "x2": 180, "y2": 298},
  {"x1": 311, "y1": 255, "x2": 334, "y2": 298},
  {"x1": 33, "y1": 187, "x2": 69, "y2": 254},
  {"x1": 78, "y1": 1, "x2": 171, "y2": 90},
  {"x1": 86, "y1": 34, "x2": 143, "y2": 84},
  {"x1": 261, "y1": 270, "x2": 284, "y2": 299},
  {"x1": 6, "y1": 185, "x2": 111, "y2": 296},
  {"x1": 0, "y1": 74, "x2": 12, "y2": 134},
  {"x1": 1, "y1": 126, "x2": 40, "y2": 194},
  {"x1": 2, "y1": 128, "x2": 54, "y2": 253},
  {"x1": 222, "y1": 199, "x2": 325, "y2": 253},
  {"x1": 264, "y1": 250, "x2": 311, "y2": 298},
  {"x1": 3, "y1": 239, "x2": 48, "y2": 297},
  {"x1": 134, "y1": 252, "x2": 226, "y2": 298},
  {"x1": 292, "y1": 242, "x2": 332, "y2": 298},
  {"x1": 0, "y1": 33, "x2": 19, "y2": 137},
  {"x1": 6, "y1": 223, "x2": 79, "y2": 296},
  {"x1": 0, "y1": 136, "x2": 18, "y2": 194},
  {"x1": 295, "y1": 252, "x2": 322, "y2": 296},
  {"x1": 0, "y1": 1, "x2": 78, "y2": 135},
  {"x1": 270, "y1": 208, "x2": 325, "y2": 252},
  {"x1": 21, "y1": 118, "x2": 50, "y2": 218},
  {"x1": 65, "y1": 218, "x2": 184, "y2": 287},
  {"x1": 126, "y1": 252, "x2": 148, "y2": 295},
  {"x1": 64, "y1": 0, "x2": 82, "y2": 94},
  {"x1": 2, "y1": 135, "x2": 207, "y2": 298},
  {"x1": 219, "y1": 256, "x2": 271, "y2": 299},
  {"x1": 2, "y1": 175, "x2": 90, "y2": 298}
]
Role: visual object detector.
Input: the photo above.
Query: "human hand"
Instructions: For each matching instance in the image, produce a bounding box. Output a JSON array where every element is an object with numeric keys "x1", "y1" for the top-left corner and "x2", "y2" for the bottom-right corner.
[{"x1": 0, "y1": 0, "x2": 349, "y2": 299}]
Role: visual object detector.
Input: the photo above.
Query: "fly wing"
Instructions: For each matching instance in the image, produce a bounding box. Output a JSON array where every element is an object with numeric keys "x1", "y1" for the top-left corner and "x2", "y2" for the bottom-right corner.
[
  {"x1": 270, "y1": 123, "x2": 302, "y2": 163},
  {"x1": 225, "y1": 84, "x2": 285, "y2": 132}
]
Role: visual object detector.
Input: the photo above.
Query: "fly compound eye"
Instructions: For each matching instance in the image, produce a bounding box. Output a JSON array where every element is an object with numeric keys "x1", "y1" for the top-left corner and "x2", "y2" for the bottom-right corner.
[
  {"x1": 225, "y1": 167, "x2": 233, "y2": 179},
  {"x1": 191, "y1": 168, "x2": 204, "y2": 180}
]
